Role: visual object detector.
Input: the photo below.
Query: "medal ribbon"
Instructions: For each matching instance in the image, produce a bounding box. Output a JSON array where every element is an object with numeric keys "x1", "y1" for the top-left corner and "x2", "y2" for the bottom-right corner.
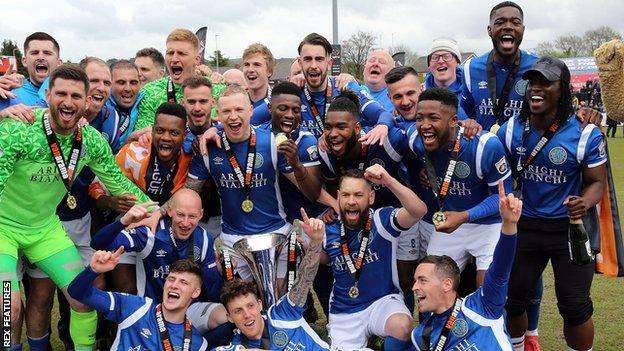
[
  {"x1": 303, "y1": 79, "x2": 333, "y2": 133},
  {"x1": 513, "y1": 117, "x2": 562, "y2": 190},
  {"x1": 423, "y1": 126, "x2": 463, "y2": 211},
  {"x1": 286, "y1": 223, "x2": 300, "y2": 291},
  {"x1": 221, "y1": 248, "x2": 235, "y2": 282},
  {"x1": 42, "y1": 112, "x2": 83, "y2": 196},
  {"x1": 420, "y1": 298, "x2": 463, "y2": 351},
  {"x1": 156, "y1": 303, "x2": 191, "y2": 351},
  {"x1": 221, "y1": 128, "x2": 257, "y2": 204},
  {"x1": 340, "y1": 211, "x2": 373, "y2": 282},
  {"x1": 168, "y1": 224, "x2": 195, "y2": 262},
  {"x1": 486, "y1": 50, "x2": 521, "y2": 125},
  {"x1": 167, "y1": 77, "x2": 177, "y2": 104}
]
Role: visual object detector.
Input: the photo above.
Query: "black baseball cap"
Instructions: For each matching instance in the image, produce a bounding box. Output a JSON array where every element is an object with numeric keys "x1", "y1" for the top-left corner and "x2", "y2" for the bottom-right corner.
[{"x1": 522, "y1": 56, "x2": 570, "y2": 83}]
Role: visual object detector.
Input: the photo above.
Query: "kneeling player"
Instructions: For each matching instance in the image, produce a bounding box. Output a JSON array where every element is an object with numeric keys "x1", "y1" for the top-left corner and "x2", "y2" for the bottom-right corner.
[
  {"x1": 69, "y1": 252, "x2": 209, "y2": 350},
  {"x1": 324, "y1": 165, "x2": 426, "y2": 350},
  {"x1": 215, "y1": 208, "x2": 330, "y2": 350}
]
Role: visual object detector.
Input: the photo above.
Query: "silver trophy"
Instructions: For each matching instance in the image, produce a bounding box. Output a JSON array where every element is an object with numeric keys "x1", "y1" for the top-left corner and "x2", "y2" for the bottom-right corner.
[{"x1": 233, "y1": 232, "x2": 289, "y2": 307}]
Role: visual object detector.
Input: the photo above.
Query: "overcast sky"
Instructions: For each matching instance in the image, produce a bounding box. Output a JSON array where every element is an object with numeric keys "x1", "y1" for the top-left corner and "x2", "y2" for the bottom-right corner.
[{"x1": 3, "y1": 0, "x2": 622, "y2": 62}]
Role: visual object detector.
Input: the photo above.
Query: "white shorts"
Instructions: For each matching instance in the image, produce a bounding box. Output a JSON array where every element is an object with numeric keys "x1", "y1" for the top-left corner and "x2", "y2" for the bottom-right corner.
[
  {"x1": 28, "y1": 213, "x2": 95, "y2": 279},
  {"x1": 221, "y1": 223, "x2": 292, "y2": 281},
  {"x1": 328, "y1": 294, "x2": 411, "y2": 350},
  {"x1": 199, "y1": 215, "x2": 222, "y2": 239},
  {"x1": 397, "y1": 221, "x2": 433, "y2": 261},
  {"x1": 426, "y1": 222, "x2": 501, "y2": 271},
  {"x1": 186, "y1": 301, "x2": 222, "y2": 334}
]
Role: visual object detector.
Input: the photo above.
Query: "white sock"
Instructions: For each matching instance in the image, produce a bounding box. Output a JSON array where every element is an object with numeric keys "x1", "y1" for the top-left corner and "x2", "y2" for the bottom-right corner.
[
  {"x1": 525, "y1": 329, "x2": 539, "y2": 337},
  {"x1": 511, "y1": 336, "x2": 524, "y2": 351}
]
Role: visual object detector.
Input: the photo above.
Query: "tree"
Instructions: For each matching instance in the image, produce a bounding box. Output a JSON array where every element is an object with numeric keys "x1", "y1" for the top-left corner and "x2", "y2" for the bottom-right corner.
[
  {"x1": 341, "y1": 31, "x2": 376, "y2": 80},
  {"x1": 387, "y1": 44, "x2": 419, "y2": 66},
  {"x1": 209, "y1": 50, "x2": 229, "y2": 68},
  {"x1": 535, "y1": 26, "x2": 623, "y2": 57},
  {"x1": 1, "y1": 39, "x2": 27, "y2": 76}
]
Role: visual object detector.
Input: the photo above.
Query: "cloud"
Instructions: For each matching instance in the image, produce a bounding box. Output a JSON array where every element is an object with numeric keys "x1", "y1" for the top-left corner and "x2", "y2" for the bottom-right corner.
[{"x1": 2, "y1": 0, "x2": 622, "y2": 62}]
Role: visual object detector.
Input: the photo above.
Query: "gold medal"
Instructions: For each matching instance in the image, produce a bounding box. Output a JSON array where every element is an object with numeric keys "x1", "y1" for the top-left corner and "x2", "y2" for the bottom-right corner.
[
  {"x1": 66, "y1": 194, "x2": 77, "y2": 210},
  {"x1": 490, "y1": 123, "x2": 501, "y2": 134},
  {"x1": 241, "y1": 199, "x2": 254, "y2": 213},
  {"x1": 348, "y1": 285, "x2": 359, "y2": 299},
  {"x1": 275, "y1": 132, "x2": 288, "y2": 146},
  {"x1": 432, "y1": 211, "x2": 446, "y2": 227}
]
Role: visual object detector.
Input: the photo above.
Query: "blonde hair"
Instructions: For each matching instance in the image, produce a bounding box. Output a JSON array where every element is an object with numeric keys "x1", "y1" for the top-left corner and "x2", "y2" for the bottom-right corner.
[
  {"x1": 243, "y1": 43, "x2": 276, "y2": 75},
  {"x1": 166, "y1": 29, "x2": 200, "y2": 52},
  {"x1": 217, "y1": 85, "x2": 249, "y2": 108}
]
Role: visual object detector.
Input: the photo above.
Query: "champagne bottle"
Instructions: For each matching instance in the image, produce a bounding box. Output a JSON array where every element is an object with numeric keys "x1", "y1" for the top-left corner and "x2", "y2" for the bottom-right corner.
[{"x1": 568, "y1": 218, "x2": 593, "y2": 265}]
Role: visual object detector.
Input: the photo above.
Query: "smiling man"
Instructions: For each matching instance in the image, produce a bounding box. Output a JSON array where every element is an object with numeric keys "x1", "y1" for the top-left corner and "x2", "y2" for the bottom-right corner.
[
  {"x1": 497, "y1": 57, "x2": 606, "y2": 351},
  {"x1": 411, "y1": 181, "x2": 521, "y2": 351},
  {"x1": 69, "y1": 251, "x2": 210, "y2": 350},
  {"x1": 323, "y1": 166, "x2": 426, "y2": 350},
  {"x1": 408, "y1": 88, "x2": 512, "y2": 288},
  {"x1": 0, "y1": 63, "x2": 151, "y2": 351},
  {"x1": 186, "y1": 85, "x2": 321, "y2": 282},
  {"x1": 460, "y1": 1, "x2": 538, "y2": 132},
  {"x1": 216, "y1": 208, "x2": 329, "y2": 351}
]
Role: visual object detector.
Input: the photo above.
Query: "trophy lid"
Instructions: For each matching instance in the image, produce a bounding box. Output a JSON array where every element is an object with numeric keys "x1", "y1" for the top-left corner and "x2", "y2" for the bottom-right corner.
[{"x1": 233, "y1": 233, "x2": 287, "y2": 252}]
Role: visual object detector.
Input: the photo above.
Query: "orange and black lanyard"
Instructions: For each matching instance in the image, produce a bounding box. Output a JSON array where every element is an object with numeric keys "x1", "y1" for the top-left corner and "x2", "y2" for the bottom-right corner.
[
  {"x1": 42, "y1": 112, "x2": 83, "y2": 196},
  {"x1": 156, "y1": 303, "x2": 191, "y2": 351},
  {"x1": 340, "y1": 211, "x2": 373, "y2": 283}
]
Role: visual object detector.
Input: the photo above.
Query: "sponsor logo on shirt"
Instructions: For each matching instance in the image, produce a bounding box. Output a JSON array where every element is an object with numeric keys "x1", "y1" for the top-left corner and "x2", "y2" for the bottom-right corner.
[
  {"x1": 141, "y1": 328, "x2": 152, "y2": 338},
  {"x1": 515, "y1": 146, "x2": 526, "y2": 155},
  {"x1": 495, "y1": 157, "x2": 508, "y2": 174},
  {"x1": 599, "y1": 140, "x2": 606, "y2": 158}
]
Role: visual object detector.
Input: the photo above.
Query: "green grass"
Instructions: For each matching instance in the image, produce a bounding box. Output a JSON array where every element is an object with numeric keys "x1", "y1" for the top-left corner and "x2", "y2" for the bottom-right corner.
[{"x1": 24, "y1": 135, "x2": 624, "y2": 350}]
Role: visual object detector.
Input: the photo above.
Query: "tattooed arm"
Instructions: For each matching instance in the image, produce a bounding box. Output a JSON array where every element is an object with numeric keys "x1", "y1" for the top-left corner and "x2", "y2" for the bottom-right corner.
[{"x1": 288, "y1": 208, "x2": 325, "y2": 307}]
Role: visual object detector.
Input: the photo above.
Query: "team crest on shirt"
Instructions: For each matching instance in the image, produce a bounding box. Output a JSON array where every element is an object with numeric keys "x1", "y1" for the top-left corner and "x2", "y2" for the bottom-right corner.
[
  {"x1": 452, "y1": 318, "x2": 469, "y2": 337},
  {"x1": 515, "y1": 146, "x2": 526, "y2": 155},
  {"x1": 255, "y1": 153, "x2": 264, "y2": 169},
  {"x1": 454, "y1": 161, "x2": 470, "y2": 179},
  {"x1": 272, "y1": 330, "x2": 289, "y2": 347},
  {"x1": 307, "y1": 145, "x2": 318, "y2": 160},
  {"x1": 548, "y1": 147, "x2": 567, "y2": 165},
  {"x1": 495, "y1": 157, "x2": 508, "y2": 174},
  {"x1": 478, "y1": 81, "x2": 488, "y2": 89},
  {"x1": 515, "y1": 79, "x2": 529, "y2": 95},
  {"x1": 156, "y1": 249, "x2": 167, "y2": 257},
  {"x1": 213, "y1": 156, "x2": 224, "y2": 165},
  {"x1": 369, "y1": 158, "x2": 386, "y2": 168}
]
